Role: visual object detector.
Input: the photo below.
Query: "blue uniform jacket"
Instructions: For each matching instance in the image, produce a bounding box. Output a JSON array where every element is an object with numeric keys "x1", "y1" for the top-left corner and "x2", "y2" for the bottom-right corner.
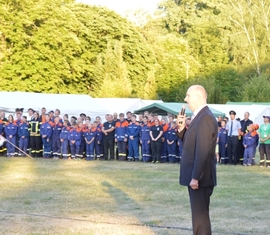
[
  {"x1": 243, "y1": 132, "x2": 259, "y2": 148},
  {"x1": 68, "y1": 128, "x2": 81, "y2": 145},
  {"x1": 52, "y1": 123, "x2": 63, "y2": 139},
  {"x1": 114, "y1": 120, "x2": 128, "y2": 141},
  {"x1": 140, "y1": 124, "x2": 150, "y2": 141},
  {"x1": 84, "y1": 129, "x2": 96, "y2": 142},
  {"x1": 95, "y1": 128, "x2": 102, "y2": 142},
  {"x1": 167, "y1": 128, "x2": 178, "y2": 142},
  {"x1": 40, "y1": 121, "x2": 53, "y2": 139},
  {"x1": 4, "y1": 122, "x2": 17, "y2": 137},
  {"x1": 218, "y1": 127, "x2": 228, "y2": 143},
  {"x1": 60, "y1": 127, "x2": 70, "y2": 140},
  {"x1": 127, "y1": 122, "x2": 140, "y2": 138},
  {"x1": 18, "y1": 123, "x2": 30, "y2": 138}
]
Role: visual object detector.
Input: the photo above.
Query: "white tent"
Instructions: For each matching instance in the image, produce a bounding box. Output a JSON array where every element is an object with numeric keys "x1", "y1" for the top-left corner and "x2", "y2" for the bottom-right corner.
[
  {"x1": 0, "y1": 92, "x2": 109, "y2": 121},
  {"x1": 254, "y1": 107, "x2": 270, "y2": 126},
  {"x1": 95, "y1": 98, "x2": 163, "y2": 115},
  {"x1": 208, "y1": 104, "x2": 268, "y2": 122}
]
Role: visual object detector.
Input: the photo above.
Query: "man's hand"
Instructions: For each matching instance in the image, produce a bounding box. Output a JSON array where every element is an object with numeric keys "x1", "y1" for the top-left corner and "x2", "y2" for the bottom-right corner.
[
  {"x1": 177, "y1": 113, "x2": 186, "y2": 132},
  {"x1": 190, "y1": 178, "x2": 199, "y2": 190}
]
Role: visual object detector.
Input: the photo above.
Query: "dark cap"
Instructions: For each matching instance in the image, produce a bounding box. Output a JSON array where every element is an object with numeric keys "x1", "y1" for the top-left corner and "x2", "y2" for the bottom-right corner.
[
  {"x1": 80, "y1": 113, "x2": 86, "y2": 117},
  {"x1": 229, "y1": 110, "x2": 236, "y2": 115},
  {"x1": 263, "y1": 116, "x2": 270, "y2": 119},
  {"x1": 71, "y1": 116, "x2": 77, "y2": 120},
  {"x1": 49, "y1": 110, "x2": 54, "y2": 113}
]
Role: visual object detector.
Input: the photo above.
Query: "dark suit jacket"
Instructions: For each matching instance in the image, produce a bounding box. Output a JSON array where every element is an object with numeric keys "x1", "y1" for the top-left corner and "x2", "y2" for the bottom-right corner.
[{"x1": 177, "y1": 106, "x2": 218, "y2": 187}]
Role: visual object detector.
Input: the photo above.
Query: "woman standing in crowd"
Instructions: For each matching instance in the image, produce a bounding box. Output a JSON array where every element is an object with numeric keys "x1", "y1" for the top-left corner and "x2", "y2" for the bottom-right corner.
[{"x1": 150, "y1": 119, "x2": 163, "y2": 163}]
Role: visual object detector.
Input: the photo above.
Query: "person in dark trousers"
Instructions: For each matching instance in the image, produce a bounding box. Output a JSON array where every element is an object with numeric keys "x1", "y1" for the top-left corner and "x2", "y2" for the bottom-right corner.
[
  {"x1": 150, "y1": 119, "x2": 163, "y2": 163},
  {"x1": 176, "y1": 85, "x2": 218, "y2": 235},
  {"x1": 102, "y1": 114, "x2": 115, "y2": 160},
  {"x1": 127, "y1": 115, "x2": 140, "y2": 161},
  {"x1": 217, "y1": 120, "x2": 228, "y2": 164},
  {"x1": 239, "y1": 112, "x2": 253, "y2": 163},
  {"x1": 114, "y1": 113, "x2": 128, "y2": 161},
  {"x1": 226, "y1": 110, "x2": 241, "y2": 164},
  {"x1": 29, "y1": 111, "x2": 42, "y2": 158}
]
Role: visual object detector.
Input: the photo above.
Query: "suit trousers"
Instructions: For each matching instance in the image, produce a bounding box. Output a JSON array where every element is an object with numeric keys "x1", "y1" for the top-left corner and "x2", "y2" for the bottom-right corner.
[
  {"x1": 188, "y1": 186, "x2": 213, "y2": 235},
  {"x1": 227, "y1": 136, "x2": 239, "y2": 164}
]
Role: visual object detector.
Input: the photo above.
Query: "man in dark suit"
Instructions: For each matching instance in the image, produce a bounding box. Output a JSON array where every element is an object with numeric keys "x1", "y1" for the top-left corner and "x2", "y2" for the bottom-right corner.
[{"x1": 176, "y1": 85, "x2": 218, "y2": 235}]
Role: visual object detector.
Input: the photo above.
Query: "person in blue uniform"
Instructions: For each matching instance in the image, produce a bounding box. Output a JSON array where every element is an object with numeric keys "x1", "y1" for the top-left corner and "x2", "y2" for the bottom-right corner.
[
  {"x1": 40, "y1": 114, "x2": 53, "y2": 158},
  {"x1": 167, "y1": 121, "x2": 178, "y2": 163},
  {"x1": 140, "y1": 116, "x2": 151, "y2": 162},
  {"x1": 217, "y1": 120, "x2": 228, "y2": 164},
  {"x1": 127, "y1": 115, "x2": 140, "y2": 161},
  {"x1": 51, "y1": 117, "x2": 63, "y2": 159},
  {"x1": 4, "y1": 115, "x2": 18, "y2": 157},
  {"x1": 60, "y1": 120, "x2": 70, "y2": 159},
  {"x1": 18, "y1": 116, "x2": 30, "y2": 156},
  {"x1": 150, "y1": 119, "x2": 163, "y2": 163},
  {"x1": 243, "y1": 124, "x2": 259, "y2": 166},
  {"x1": 239, "y1": 112, "x2": 253, "y2": 164},
  {"x1": 95, "y1": 117, "x2": 103, "y2": 160},
  {"x1": 68, "y1": 123, "x2": 82, "y2": 160},
  {"x1": 84, "y1": 122, "x2": 96, "y2": 161},
  {"x1": 114, "y1": 113, "x2": 128, "y2": 161}
]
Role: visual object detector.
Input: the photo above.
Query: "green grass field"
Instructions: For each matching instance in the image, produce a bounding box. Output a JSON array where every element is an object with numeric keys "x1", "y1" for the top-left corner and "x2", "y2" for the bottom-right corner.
[{"x1": 0, "y1": 157, "x2": 269, "y2": 235}]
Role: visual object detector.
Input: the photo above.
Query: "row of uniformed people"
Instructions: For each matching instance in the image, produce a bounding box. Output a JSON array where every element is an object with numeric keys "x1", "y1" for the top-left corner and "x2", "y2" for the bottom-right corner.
[
  {"x1": 113, "y1": 113, "x2": 182, "y2": 163},
  {"x1": 0, "y1": 110, "x2": 185, "y2": 162}
]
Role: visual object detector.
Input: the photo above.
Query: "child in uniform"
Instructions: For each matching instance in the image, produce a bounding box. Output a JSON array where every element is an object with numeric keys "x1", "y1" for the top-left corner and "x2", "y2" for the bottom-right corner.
[
  {"x1": 84, "y1": 122, "x2": 96, "y2": 161},
  {"x1": 217, "y1": 120, "x2": 228, "y2": 164},
  {"x1": 68, "y1": 123, "x2": 82, "y2": 160},
  {"x1": 243, "y1": 124, "x2": 259, "y2": 166},
  {"x1": 52, "y1": 117, "x2": 63, "y2": 159},
  {"x1": 60, "y1": 120, "x2": 70, "y2": 159},
  {"x1": 167, "y1": 121, "x2": 178, "y2": 163},
  {"x1": 18, "y1": 116, "x2": 30, "y2": 156},
  {"x1": 4, "y1": 115, "x2": 18, "y2": 157},
  {"x1": 140, "y1": 116, "x2": 151, "y2": 162},
  {"x1": 40, "y1": 114, "x2": 53, "y2": 158}
]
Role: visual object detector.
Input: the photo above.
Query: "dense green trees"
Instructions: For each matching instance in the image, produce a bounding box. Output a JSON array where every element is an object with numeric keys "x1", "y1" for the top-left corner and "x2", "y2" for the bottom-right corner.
[{"x1": 1, "y1": 0, "x2": 270, "y2": 102}]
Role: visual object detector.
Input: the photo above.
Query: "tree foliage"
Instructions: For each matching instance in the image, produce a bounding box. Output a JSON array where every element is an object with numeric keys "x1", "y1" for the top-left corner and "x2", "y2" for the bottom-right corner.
[
  {"x1": 0, "y1": 0, "x2": 156, "y2": 97},
  {"x1": 1, "y1": 0, "x2": 270, "y2": 102}
]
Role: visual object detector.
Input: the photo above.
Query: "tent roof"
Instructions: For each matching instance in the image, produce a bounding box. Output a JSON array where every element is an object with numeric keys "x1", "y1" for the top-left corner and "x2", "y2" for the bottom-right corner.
[
  {"x1": 134, "y1": 102, "x2": 225, "y2": 117},
  {"x1": 0, "y1": 92, "x2": 109, "y2": 119},
  {"x1": 226, "y1": 102, "x2": 270, "y2": 105},
  {"x1": 95, "y1": 98, "x2": 163, "y2": 114}
]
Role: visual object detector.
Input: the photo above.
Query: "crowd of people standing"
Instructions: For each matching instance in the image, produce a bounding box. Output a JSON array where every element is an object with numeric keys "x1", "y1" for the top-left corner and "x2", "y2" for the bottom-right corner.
[
  {"x1": 0, "y1": 108, "x2": 184, "y2": 163},
  {"x1": 0, "y1": 107, "x2": 270, "y2": 167},
  {"x1": 217, "y1": 111, "x2": 270, "y2": 167}
]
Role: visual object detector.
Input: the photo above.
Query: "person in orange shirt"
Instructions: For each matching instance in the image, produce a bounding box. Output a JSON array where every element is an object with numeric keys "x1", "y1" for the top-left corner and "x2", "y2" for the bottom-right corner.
[{"x1": 114, "y1": 113, "x2": 129, "y2": 161}]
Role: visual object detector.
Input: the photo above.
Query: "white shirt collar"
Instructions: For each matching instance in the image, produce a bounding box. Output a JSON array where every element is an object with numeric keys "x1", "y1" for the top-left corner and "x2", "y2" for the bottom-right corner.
[{"x1": 192, "y1": 104, "x2": 207, "y2": 119}]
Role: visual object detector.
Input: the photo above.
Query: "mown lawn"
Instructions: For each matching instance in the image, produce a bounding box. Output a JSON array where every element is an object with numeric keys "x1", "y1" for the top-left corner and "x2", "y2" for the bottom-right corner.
[{"x1": 0, "y1": 157, "x2": 269, "y2": 235}]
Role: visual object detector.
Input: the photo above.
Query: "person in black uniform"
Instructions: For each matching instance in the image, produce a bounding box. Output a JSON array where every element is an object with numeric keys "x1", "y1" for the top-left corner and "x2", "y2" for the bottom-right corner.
[
  {"x1": 150, "y1": 119, "x2": 163, "y2": 163},
  {"x1": 29, "y1": 111, "x2": 42, "y2": 157},
  {"x1": 102, "y1": 114, "x2": 115, "y2": 160}
]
